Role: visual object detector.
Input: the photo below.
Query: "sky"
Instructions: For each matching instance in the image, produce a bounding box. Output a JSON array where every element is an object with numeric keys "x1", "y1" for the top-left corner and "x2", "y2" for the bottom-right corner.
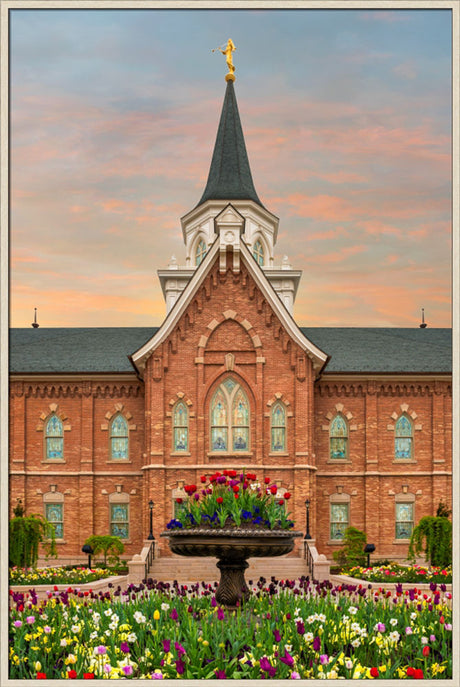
[{"x1": 9, "y1": 6, "x2": 453, "y2": 328}]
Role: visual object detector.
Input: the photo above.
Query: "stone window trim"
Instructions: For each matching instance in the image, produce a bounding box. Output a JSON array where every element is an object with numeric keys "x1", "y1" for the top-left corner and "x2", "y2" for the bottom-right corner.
[
  {"x1": 387, "y1": 403, "x2": 422, "y2": 431},
  {"x1": 37, "y1": 404, "x2": 71, "y2": 463},
  {"x1": 108, "y1": 491, "x2": 130, "y2": 541},
  {"x1": 329, "y1": 492, "x2": 350, "y2": 543},
  {"x1": 101, "y1": 403, "x2": 136, "y2": 462},
  {"x1": 197, "y1": 313, "x2": 263, "y2": 358},
  {"x1": 394, "y1": 493, "x2": 415, "y2": 541},
  {"x1": 43, "y1": 489, "x2": 65, "y2": 540}
]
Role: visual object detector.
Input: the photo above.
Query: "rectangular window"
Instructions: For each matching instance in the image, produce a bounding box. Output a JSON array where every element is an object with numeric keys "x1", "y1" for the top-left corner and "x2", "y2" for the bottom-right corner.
[
  {"x1": 110, "y1": 504, "x2": 129, "y2": 539},
  {"x1": 330, "y1": 503, "x2": 349, "y2": 540},
  {"x1": 45, "y1": 503, "x2": 64, "y2": 538},
  {"x1": 395, "y1": 502, "x2": 414, "y2": 539}
]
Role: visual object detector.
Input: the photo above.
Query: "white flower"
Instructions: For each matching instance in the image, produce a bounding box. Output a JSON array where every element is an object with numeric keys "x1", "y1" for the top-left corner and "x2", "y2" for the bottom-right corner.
[
  {"x1": 358, "y1": 628, "x2": 368, "y2": 638},
  {"x1": 104, "y1": 609, "x2": 113, "y2": 617},
  {"x1": 109, "y1": 621, "x2": 118, "y2": 631},
  {"x1": 133, "y1": 611, "x2": 146, "y2": 624},
  {"x1": 410, "y1": 612, "x2": 417, "y2": 621},
  {"x1": 60, "y1": 639, "x2": 68, "y2": 647},
  {"x1": 345, "y1": 659, "x2": 353, "y2": 670},
  {"x1": 348, "y1": 606, "x2": 358, "y2": 615},
  {"x1": 421, "y1": 636, "x2": 429, "y2": 644},
  {"x1": 127, "y1": 633, "x2": 137, "y2": 643},
  {"x1": 304, "y1": 632, "x2": 314, "y2": 642},
  {"x1": 390, "y1": 618, "x2": 398, "y2": 626},
  {"x1": 161, "y1": 603, "x2": 169, "y2": 611},
  {"x1": 71, "y1": 625, "x2": 80, "y2": 634},
  {"x1": 351, "y1": 638, "x2": 361, "y2": 648},
  {"x1": 105, "y1": 629, "x2": 111, "y2": 636},
  {"x1": 41, "y1": 614, "x2": 48, "y2": 621},
  {"x1": 318, "y1": 614, "x2": 326, "y2": 623},
  {"x1": 90, "y1": 631, "x2": 98, "y2": 640},
  {"x1": 389, "y1": 631, "x2": 400, "y2": 642},
  {"x1": 73, "y1": 615, "x2": 79, "y2": 622},
  {"x1": 341, "y1": 615, "x2": 349, "y2": 624},
  {"x1": 351, "y1": 623, "x2": 361, "y2": 632}
]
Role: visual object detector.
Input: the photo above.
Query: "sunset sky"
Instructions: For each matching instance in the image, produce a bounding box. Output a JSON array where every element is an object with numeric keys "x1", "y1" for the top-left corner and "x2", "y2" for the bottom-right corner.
[{"x1": 9, "y1": 7, "x2": 452, "y2": 328}]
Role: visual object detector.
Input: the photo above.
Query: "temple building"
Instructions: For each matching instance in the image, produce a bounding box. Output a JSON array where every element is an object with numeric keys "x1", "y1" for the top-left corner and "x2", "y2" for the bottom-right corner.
[{"x1": 9, "y1": 70, "x2": 452, "y2": 568}]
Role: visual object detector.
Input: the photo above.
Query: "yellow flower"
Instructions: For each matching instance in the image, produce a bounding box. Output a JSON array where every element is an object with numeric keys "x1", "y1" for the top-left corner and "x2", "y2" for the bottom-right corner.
[
  {"x1": 24, "y1": 634, "x2": 32, "y2": 642},
  {"x1": 153, "y1": 609, "x2": 160, "y2": 620},
  {"x1": 35, "y1": 661, "x2": 42, "y2": 671},
  {"x1": 203, "y1": 640, "x2": 209, "y2": 647}
]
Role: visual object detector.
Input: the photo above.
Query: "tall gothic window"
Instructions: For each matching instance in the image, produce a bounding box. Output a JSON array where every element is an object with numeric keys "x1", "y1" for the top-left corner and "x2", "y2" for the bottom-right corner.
[
  {"x1": 253, "y1": 240, "x2": 264, "y2": 266},
  {"x1": 173, "y1": 401, "x2": 188, "y2": 452},
  {"x1": 330, "y1": 414, "x2": 348, "y2": 459},
  {"x1": 45, "y1": 414, "x2": 64, "y2": 460},
  {"x1": 271, "y1": 402, "x2": 286, "y2": 452},
  {"x1": 110, "y1": 414, "x2": 129, "y2": 460},
  {"x1": 210, "y1": 378, "x2": 250, "y2": 452},
  {"x1": 45, "y1": 503, "x2": 64, "y2": 539},
  {"x1": 196, "y1": 240, "x2": 207, "y2": 266},
  {"x1": 395, "y1": 415, "x2": 413, "y2": 459}
]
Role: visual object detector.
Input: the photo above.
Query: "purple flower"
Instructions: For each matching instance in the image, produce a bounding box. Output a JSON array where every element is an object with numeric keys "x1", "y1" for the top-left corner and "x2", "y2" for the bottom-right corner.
[
  {"x1": 279, "y1": 649, "x2": 295, "y2": 667},
  {"x1": 26, "y1": 616, "x2": 35, "y2": 624},
  {"x1": 376, "y1": 623, "x2": 386, "y2": 633},
  {"x1": 13, "y1": 620, "x2": 22, "y2": 628},
  {"x1": 122, "y1": 665, "x2": 133, "y2": 676},
  {"x1": 260, "y1": 657, "x2": 277, "y2": 678},
  {"x1": 169, "y1": 609, "x2": 178, "y2": 621},
  {"x1": 175, "y1": 659, "x2": 185, "y2": 675},
  {"x1": 151, "y1": 673, "x2": 163, "y2": 680},
  {"x1": 211, "y1": 597, "x2": 217, "y2": 607},
  {"x1": 120, "y1": 642, "x2": 130, "y2": 654},
  {"x1": 405, "y1": 627, "x2": 413, "y2": 635},
  {"x1": 162, "y1": 639, "x2": 171, "y2": 653},
  {"x1": 96, "y1": 645, "x2": 107, "y2": 655},
  {"x1": 174, "y1": 642, "x2": 186, "y2": 656},
  {"x1": 273, "y1": 629, "x2": 281, "y2": 643},
  {"x1": 430, "y1": 634, "x2": 436, "y2": 642},
  {"x1": 319, "y1": 654, "x2": 329, "y2": 665},
  {"x1": 217, "y1": 607, "x2": 225, "y2": 620},
  {"x1": 215, "y1": 670, "x2": 227, "y2": 679},
  {"x1": 313, "y1": 636, "x2": 321, "y2": 652},
  {"x1": 296, "y1": 620, "x2": 305, "y2": 635},
  {"x1": 291, "y1": 672, "x2": 301, "y2": 680}
]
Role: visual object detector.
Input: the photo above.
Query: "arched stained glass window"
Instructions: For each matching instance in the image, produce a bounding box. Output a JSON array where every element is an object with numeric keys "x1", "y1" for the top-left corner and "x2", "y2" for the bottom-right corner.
[
  {"x1": 253, "y1": 240, "x2": 264, "y2": 266},
  {"x1": 330, "y1": 414, "x2": 348, "y2": 459},
  {"x1": 210, "y1": 378, "x2": 250, "y2": 452},
  {"x1": 196, "y1": 240, "x2": 207, "y2": 266},
  {"x1": 173, "y1": 401, "x2": 188, "y2": 451},
  {"x1": 271, "y1": 402, "x2": 286, "y2": 452},
  {"x1": 45, "y1": 414, "x2": 64, "y2": 460},
  {"x1": 45, "y1": 503, "x2": 64, "y2": 538},
  {"x1": 110, "y1": 414, "x2": 129, "y2": 460},
  {"x1": 395, "y1": 415, "x2": 413, "y2": 459}
]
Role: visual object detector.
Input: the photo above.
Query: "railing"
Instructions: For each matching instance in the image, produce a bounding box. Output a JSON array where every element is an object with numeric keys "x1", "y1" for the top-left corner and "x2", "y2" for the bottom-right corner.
[
  {"x1": 127, "y1": 539, "x2": 156, "y2": 584},
  {"x1": 302, "y1": 539, "x2": 331, "y2": 582}
]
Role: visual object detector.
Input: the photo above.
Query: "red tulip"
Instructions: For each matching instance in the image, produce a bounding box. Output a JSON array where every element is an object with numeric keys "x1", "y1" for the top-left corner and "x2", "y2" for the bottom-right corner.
[
  {"x1": 370, "y1": 667, "x2": 379, "y2": 678},
  {"x1": 284, "y1": 492, "x2": 291, "y2": 499}
]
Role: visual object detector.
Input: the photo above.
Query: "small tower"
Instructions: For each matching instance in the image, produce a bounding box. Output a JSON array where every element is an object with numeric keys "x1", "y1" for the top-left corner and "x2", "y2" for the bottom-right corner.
[
  {"x1": 419, "y1": 308, "x2": 427, "y2": 328},
  {"x1": 31, "y1": 307, "x2": 39, "y2": 328}
]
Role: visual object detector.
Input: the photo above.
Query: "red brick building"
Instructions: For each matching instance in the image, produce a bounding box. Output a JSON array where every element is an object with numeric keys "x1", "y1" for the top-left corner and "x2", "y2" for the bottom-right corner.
[{"x1": 9, "y1": 78, "x2": 452, "y2": 565}]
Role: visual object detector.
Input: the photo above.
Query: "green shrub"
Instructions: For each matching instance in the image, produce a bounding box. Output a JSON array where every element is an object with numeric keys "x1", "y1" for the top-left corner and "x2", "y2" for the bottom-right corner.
[
  {"x1": 408, "y1": 515, "x2": 452, "y2": 568},
  {"x1": 332, "y1": 527, "x2": 367, "y2": 568},
  {"x1": 9, "y1": 501, "x2": 57, "y2": 568},
  {"x1": 83, "y1": 535, "x2": 124, "y2": 566}
]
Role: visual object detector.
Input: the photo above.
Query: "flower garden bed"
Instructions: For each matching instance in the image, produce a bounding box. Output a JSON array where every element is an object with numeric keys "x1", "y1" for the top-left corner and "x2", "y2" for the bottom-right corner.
[
  {"x1": 343, "y1": 564, "x2": 452, "y2": 584},
  {"x1": 10, "y1": 566, "x2": 124, "y2": 587},
  {"x1": 9, "y1": 576, "x2": 452, "y2": 679}
]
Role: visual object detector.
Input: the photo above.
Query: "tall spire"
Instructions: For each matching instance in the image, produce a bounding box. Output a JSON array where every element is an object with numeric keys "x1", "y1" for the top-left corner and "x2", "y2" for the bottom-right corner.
[{"x1": 197, "y1": 80, "x2": 263, "y2": 207}]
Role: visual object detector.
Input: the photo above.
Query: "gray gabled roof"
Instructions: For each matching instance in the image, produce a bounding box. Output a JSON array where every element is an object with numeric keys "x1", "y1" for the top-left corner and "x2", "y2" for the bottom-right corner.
[
  {"x1": 9, "y1": 326, "x2": 452, "y2": 375},
  {"x1": 196, "y1": 80, "x2": 263, "y2": 208}
]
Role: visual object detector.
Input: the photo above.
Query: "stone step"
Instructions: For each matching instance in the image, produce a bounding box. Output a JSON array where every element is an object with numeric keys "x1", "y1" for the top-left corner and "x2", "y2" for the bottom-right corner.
[{"x1": 146, "y1": 556, "x2": 308, "y2": 582}]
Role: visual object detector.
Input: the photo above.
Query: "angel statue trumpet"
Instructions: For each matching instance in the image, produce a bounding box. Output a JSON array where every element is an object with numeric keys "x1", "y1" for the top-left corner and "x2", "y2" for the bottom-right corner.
[{"x1": 212, "y1": 39, "x2": 236, "y2": 81}]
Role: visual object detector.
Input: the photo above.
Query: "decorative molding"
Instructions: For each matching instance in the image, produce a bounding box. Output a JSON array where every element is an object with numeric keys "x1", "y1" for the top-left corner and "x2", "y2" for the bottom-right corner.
[{"x1": 36, "y1": 404, "x2": 71, "y2": 432}]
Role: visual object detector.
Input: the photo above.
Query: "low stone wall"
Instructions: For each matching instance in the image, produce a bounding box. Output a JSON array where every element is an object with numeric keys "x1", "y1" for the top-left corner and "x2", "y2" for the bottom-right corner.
[{"x1": 9, "y1": 575, "x2": 129, "y2": 603}]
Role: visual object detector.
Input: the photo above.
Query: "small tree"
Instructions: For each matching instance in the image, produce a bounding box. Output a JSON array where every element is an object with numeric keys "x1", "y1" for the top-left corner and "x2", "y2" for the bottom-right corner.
[
  {"x1": 83, "y1": 535, "x2": 124, "y2": 567},
  {"x1": 9, "y1": 500, "x2": 57, "y2": 568},
  {"x1": 332, "y1": 526, "x2": 367, "y2": 568},
  {"x1": 408, "y1": 504, "x2": 452, "y2": 568}
]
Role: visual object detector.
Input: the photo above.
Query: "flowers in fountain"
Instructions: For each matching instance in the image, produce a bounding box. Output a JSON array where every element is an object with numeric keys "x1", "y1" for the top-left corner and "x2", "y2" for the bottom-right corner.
[{"x1": 166, "y1": 471, "x2": 295, "y2": 530}]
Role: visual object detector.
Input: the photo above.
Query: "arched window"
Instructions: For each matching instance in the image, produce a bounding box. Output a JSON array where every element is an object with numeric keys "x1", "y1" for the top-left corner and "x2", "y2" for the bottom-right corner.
[
  {"x1": 173, "y1": 401, "x2": 188, "y2": 452},
  {"x1": 45, "y1": 414, "x2": 64, "y2": 460},
  {"x1": 110, "y1": 414, "x2": 129, "y2": 460},
  {"x1": 253, "y1": 240, "x2": 264, "y2": 266},
  {"x1": 395, "y1": 415, "x2": 413, "y2": 459},
  {"x1": 210, "y1": 377, "x2": 250, "y2": 452},
  {"x1": 44, "y1": 490, "x2": 64, "y2": 539},
  {"x1": 271, "y1": 402, "x2": 286, "y2": 452},
  {"x1": 196, "y1": 240, "x2": 207, "y2": 266},
  {"x1": 330, "y1": 414, "x2": 348, "y2": 459}
]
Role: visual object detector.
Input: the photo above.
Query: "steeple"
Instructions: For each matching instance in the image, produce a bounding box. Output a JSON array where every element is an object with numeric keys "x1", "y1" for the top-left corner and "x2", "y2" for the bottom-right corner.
[{"x1": 197, "y1": 80, "x2": 262, "y2": 207}]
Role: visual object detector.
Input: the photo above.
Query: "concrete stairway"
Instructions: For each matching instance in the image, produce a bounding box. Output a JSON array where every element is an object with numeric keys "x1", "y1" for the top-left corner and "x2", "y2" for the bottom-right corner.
[{"x1": 146, "y1": 554, "x2": 309, "y2": 583}]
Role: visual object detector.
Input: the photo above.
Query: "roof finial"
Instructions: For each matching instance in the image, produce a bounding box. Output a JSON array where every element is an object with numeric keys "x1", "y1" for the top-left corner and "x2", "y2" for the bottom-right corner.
[
  {"x1": 31, "y1": 307, "x2": 39, "y2": 328},
  {"x1": 419, "y1": 307, "x2": 427, "y2": 328},
  {"x1": 212, "y1": 39, "x2": 236, "y2": 82}
]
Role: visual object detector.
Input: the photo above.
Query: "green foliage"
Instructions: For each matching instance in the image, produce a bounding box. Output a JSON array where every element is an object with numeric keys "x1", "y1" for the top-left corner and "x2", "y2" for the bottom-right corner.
[
  {"x1": 436, "y1": 502, "x2": 451, "y2": 518},
  {"x1": 9, "y1": 508, "x2": 57, "y2": 568},
  {"x1": 408, "y1": 515, "x2": 452, "y2": 568},
  {"x1": 332, "y1": 527, "x2": 367, "y2": 568},
  {"x1": 83, "y1": 535, "x2": 124, "y2": 566}
]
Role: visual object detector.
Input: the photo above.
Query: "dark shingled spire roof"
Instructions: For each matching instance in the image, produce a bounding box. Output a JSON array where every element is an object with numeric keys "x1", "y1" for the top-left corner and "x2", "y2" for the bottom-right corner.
[{"x1": 197, "y1": 80, "x2": 263, "y2": 207}]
